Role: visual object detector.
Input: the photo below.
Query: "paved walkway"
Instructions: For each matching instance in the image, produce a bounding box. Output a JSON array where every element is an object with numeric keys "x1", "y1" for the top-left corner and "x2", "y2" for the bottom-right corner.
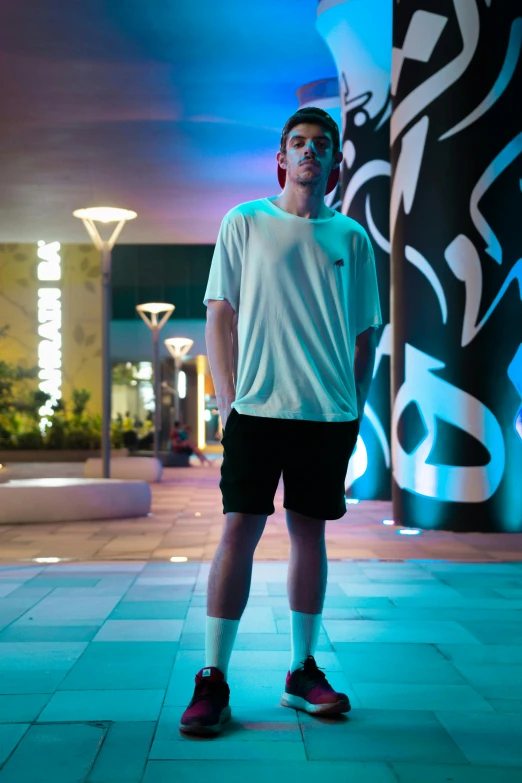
[
  {"x1": 1, "y1": 463, "x2": 521, "y2": 562},
  {"x1": 0, "y1": 559, "x2": 522, "y2": 781},
  {"x1": 1, "y1": 463, "x2": 521, "y2": 780}
]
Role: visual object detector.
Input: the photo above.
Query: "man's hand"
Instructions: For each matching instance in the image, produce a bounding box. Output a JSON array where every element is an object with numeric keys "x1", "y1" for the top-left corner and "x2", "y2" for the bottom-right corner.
[{"x1": 218, "y1": 396, "x2": 235, "y2": 432}]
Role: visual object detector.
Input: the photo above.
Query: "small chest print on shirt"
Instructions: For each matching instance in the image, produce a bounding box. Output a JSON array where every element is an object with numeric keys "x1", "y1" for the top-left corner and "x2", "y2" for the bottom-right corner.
[{"x1": 333, "y1": 258, "x2": 344, "y2": 267}]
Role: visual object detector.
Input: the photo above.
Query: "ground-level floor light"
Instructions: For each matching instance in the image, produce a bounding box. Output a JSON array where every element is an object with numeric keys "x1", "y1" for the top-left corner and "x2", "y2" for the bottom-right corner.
[{"x1": 73, "y1": 207, "x2": 137, "y2": 478}]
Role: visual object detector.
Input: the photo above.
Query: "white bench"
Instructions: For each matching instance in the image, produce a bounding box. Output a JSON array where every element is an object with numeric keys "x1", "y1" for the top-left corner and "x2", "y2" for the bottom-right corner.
[
  {"x1": 0, "y1": 478, "x2": 151, "y2": 524},
  {"x1": 84, "y1": 457, "x2": 163, "y2": 483}
]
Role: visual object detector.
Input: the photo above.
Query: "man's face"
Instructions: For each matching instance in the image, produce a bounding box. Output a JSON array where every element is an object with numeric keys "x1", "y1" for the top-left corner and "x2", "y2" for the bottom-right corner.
[{"x1": 277, "y1": 122, "x2": 340, "y2": 191}]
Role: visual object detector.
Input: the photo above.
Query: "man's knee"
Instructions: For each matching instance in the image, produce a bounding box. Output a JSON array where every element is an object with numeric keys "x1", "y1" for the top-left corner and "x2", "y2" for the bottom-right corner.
[
  {"x1": 222, "y1": 513, "x2": 266, "y2": 549},
  {"x1": 286, "y1": 510, "x2": 326, "y2": 541}
]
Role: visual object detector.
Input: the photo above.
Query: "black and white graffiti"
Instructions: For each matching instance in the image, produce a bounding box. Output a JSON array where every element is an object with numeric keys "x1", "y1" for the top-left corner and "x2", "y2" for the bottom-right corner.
[{"x1": 391, "y1": 0, "x2": 522, "y2": 531}]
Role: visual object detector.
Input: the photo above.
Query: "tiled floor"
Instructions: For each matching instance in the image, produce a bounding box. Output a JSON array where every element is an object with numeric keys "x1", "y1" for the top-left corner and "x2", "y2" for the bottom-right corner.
[
  {"x1": 1, "y1": 462, "x2": 522, "y2": 562},
  {"x1": 0, "y1": 559, "x2": 522, "y2": 781},
  {"x1": 1, "y1": 462, "x2": 522, "y2": 780}
]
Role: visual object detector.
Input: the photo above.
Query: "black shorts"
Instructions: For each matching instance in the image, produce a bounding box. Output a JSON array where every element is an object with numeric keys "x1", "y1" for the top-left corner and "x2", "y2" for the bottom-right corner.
[{"x1": 220, "y1": 409, "x2": 359, "y2": 520}]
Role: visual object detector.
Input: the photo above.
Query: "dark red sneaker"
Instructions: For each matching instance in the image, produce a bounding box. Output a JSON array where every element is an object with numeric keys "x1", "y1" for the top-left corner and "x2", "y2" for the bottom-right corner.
[
  {"x1": 179, "y1": 666, "x2": 231, "y2": 736},
  {"x1": 281, "y1": 655, "x2": 351, "y2": 715}
]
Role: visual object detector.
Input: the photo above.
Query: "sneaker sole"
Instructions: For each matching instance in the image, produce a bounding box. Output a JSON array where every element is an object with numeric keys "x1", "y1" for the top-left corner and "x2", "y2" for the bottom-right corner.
[
  {"x1": 179, "y1": 705, "x2": 232, "y2": 736},
  {"x1": 281, "y1": 693, "x2": 351, "y2": 715}
]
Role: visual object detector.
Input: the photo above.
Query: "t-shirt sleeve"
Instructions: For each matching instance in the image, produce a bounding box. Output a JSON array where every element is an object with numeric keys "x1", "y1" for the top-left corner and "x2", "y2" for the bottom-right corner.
[
  {"x1": 203, "y1": 212, "x2": 243, "y2": 312},
  {"x1": 355, "y1": 234, "x2": 382, "y2": 335}
]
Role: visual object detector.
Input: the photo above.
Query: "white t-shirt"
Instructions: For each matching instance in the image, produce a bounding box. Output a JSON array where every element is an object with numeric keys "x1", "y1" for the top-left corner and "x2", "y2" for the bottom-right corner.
[{"x1": 204, "y1": 196, "x2": 382, "y2": 422}]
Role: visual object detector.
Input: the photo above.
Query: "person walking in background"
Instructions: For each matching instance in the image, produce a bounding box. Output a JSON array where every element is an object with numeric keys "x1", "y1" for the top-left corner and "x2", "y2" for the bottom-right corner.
[{"x1": 180, "y1": 107, "x2": 381, "y2": 736}]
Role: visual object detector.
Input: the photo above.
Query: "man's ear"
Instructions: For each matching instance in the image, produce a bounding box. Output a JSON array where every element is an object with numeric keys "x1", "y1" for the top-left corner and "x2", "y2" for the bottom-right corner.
[
  {"x1": 332, "y1": 150, "x2": 343, "y2": 170},
  {"x1": 276, "y1": 150, "x2": 287, "y2": 170}
]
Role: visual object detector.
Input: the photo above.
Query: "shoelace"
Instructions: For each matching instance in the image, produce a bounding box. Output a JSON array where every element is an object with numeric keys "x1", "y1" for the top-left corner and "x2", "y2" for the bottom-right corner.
[
  {"x1": 300, "y1": 655, "x2": 328, "y2": 687},
  {"x1": 191, "y1": 676, "x2": 226, "y2": 704}
]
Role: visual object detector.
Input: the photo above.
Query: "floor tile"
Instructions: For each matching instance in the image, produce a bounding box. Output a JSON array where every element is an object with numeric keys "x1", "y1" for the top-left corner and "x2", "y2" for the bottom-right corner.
[
  {"x1": 25, "y1": 578, "x2": 101, "y2": 588},
  {"x1": 0, "y1": 625, "x2": 99, "y2": 643},
  {"x1": 93, "y1": 619, "x2": 183, "y2": 642},
  {"x1": 351, "y1": 683, "x2": 492, "y2": 711},
  {"x1": 457, "y1": 622, "x2": 522, "y2": 645},
  {"x1": 0, "y1": 670, "x2": 68, "y2": 695},
  {"x1": 18, "y1": 596, "x2": 120, "y2": 622},
  {"x1": 0, "y1": 722, "x2": 106, "y2": 782},
  {"x1": 88, "y1": 721, "x2": 156, "y2": 783},
  {"x1": 435, "y1": 711, "x2": 522, "y2": 766},
  {"x1": 488, "y1": 699, "x2": 522, "y2": 713},
  {"x1": 437, "y1": 644, "x2": 522, "y2": 664},
  {"x1": 149, "y1": 739, "x2": 306, "y2": 761},
  {"x1": 0, "y1": 584, "x2": 23, "y2": 598},
  {"x1": 122, "y1": 588, "x2": 193, "y2": 603},
  {"x1": 357, "y1": 607, "x2": 522, "y2": 623},
  {"x1": 299, "y1": 709, "x2": 467, "y2": 762},
  {"x1": 338, "y1": 583, "x2": 462, "y2": 598},
  {"x1": 109, "y1": 601, "x2": 189, "y2": 620},
  {"x1": 335, "y1": 643, "x2": 465, "y2": 684},
  {"x1": 323, "y1": 620, "x2": 480, "y2": 645},
  {"x1": 450, "y1": 662, "x2": 522, "y2": 699},
  {"x1": 0, "y1": 724, "x2": 29, "y2": 766},
  {"x1": 38, "y1": 689, "x2": 165, "y2": 723},
  {"x1": 392, "y1": 763, "x2": 522, "y2": 783},
  {"x1": 0, "y1": 694, "x2": 50, "y2": 723},
  {"x1": 59, "y1": 641, "x2": 177, "y2": 691},
  {"x1": 0, "y1": 642, "x2": 87, "y2": 671},
  {"x1": 142, "y1": 760, "x2": 396, "y2": 783}
]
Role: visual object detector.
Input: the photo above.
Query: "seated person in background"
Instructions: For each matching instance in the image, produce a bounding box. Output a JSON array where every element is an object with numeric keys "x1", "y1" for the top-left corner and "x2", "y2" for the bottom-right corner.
[{"x1": 170, "y1": 421, "x2": 211, "y2": 466}]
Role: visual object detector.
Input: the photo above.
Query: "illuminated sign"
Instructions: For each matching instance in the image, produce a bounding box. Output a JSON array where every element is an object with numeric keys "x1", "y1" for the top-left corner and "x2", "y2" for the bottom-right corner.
[{"x1": 37, "y1": 241, "x2": 62, "y2": 428}]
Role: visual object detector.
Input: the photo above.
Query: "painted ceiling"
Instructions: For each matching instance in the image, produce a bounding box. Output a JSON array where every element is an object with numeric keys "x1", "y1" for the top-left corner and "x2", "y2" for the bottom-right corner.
[{"x1": 0, "y1": 0, "x2": 337, "y2": 243}]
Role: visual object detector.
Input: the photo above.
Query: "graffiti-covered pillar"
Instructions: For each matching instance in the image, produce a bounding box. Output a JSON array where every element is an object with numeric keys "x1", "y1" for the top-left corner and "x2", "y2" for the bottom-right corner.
[
  {"x1": 391, "y1": 1, "x2": 522, "y2": 531},
  {"x1": 317, "y1": 0, "x2": 393, "y2": 500}
]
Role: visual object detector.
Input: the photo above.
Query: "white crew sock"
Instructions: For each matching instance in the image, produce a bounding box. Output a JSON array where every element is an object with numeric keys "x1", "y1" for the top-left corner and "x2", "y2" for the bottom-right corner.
[
  {"x1": 205, "y1": 616, "x2": 240, "y2": 680},
  {"x1": 290, "y1": 610, "x2": 322, "y2": 673}
]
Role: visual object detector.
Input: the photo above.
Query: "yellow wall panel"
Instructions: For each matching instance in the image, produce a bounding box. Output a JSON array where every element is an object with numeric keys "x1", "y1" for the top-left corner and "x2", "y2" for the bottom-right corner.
[
  {"x1": 0, "y1": 242, "x2": 103, "y2": 416},
  {"x1": 61, "y1": 244, "x2": 102, "y2": 415}
]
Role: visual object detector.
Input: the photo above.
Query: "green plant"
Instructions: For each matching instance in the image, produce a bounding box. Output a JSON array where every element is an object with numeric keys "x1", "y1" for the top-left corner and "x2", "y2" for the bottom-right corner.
[
  {"x1": 71, "y1": 388, "x2": 91, "y2": 417},
  {"x1": 0, "y1": 328, "x2": 121, "y2": 451},
  {"x1": 112, "y1": 363, "x2": 138, "y2": 386},
  {"x1": 0, "y1": 326, "x2": 41, "y2": 416}
]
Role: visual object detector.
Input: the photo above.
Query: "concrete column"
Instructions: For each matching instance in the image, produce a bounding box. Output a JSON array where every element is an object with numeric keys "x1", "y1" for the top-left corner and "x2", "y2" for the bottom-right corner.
[{"x1": 391, "y1": 1, "x2": 522, "y2": 531}]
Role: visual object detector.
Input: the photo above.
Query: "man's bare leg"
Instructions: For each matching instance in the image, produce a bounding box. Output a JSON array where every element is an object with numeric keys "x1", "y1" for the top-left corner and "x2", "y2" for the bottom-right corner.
[
  {"x1": 286, "y1": 509, "x2": 327, "y2": 671},
  {"x1": 286, "y1": 510, "x2": 327, "y2": 613},
  {"x1": 204, "y1": 513, "x2": 267, "y2": 679},
  {"x1": 207, "y1": 513, "x2": 267, "y2": 618}
]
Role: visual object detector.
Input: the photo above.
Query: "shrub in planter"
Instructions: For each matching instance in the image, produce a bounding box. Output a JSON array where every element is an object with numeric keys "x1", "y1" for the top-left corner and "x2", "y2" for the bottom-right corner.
[
  {"x1": 15, "y1": 430, "x2": 45, "y2": 450},
  {"x1": 44, "y1": 413, "x2": 67, "y2": 450}
]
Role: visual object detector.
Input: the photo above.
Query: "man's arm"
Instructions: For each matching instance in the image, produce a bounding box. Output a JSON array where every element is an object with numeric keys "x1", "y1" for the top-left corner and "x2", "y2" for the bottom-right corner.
[
  {"x1": 354, "y1": 326, "x2": 378, "y2": 423},
  {"x1": 206, "y1": 299, "x2": 236, "y2": 429}
]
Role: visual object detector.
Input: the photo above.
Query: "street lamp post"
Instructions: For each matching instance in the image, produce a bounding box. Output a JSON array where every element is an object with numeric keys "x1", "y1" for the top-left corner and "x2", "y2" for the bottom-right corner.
[
  {"x1": 164, "y1": 337, "x2": 194, "y2": 424},
  {"x1": 136, "y1": 303, "x2": 175, "y2": 460},
  {"x1": 73, "y1": 207, "x2": 137, "y2": 479}
]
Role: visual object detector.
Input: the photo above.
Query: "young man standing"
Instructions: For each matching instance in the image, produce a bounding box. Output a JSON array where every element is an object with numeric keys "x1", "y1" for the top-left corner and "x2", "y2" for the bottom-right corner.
[{"x1": 180, "y1": 107, "x2": 381, "y2": 735}]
